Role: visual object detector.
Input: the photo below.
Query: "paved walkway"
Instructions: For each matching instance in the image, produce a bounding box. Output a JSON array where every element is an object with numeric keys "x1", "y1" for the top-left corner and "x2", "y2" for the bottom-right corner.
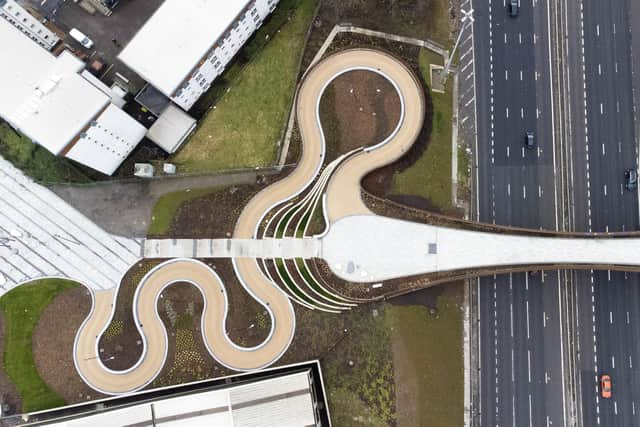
[
  {"x1": 75, "y1": 49, "x2": 423, "y2": 394},
  {"x1": 0, "y1": 157, "x2": 142, "y2": 294},
  {"x1": 322, "y1": 215, "x2": 640, "y2": 282},
  {"x1": 143, "y1": 238, "x2": 320, "y2": 259}
]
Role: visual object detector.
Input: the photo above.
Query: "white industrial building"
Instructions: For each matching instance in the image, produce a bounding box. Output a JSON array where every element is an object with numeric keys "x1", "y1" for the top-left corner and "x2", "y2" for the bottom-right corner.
[
  {"x1": 0, "y1": 0, "x2": 59, "y2": 50},
  {"x1": 0, "y1": 18, "x2": 146, "y2": 175},
  {"x1": 119, "y1": 0, "x2": 280, "y2": 111}
]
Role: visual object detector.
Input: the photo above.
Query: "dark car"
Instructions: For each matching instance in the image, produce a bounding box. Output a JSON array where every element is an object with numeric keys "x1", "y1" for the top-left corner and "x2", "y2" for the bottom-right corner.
[
  {"x1": 509, "y1": 0, "x2": 519, "y2": 16},
  {"x1": 525, "y1": 131, "x2": 535, "y2": 150},
  {"x1": 625, "y1": 169, "x2": 637, "y2": 192}
]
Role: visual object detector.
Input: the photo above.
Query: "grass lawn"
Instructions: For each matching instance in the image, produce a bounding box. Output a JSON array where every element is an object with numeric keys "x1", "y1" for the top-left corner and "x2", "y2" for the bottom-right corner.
[
  {"x1": 389, "y1": 0, "x2": 452, "y2": 47},
  {"x1": 391, "y1": 49, "x2": 454, "y2": 210},
  {"x1": 171, "y1": 0, "x2": 317, "y2": 172},
  {"x1": 0, "y1": 123, "x2": 89, "y2": 184},
  {"x1": 389, "y1": 295, "x2": 464, "y2": 427},
  {"x1": 323, "y1": 306, "x2": 395, "y2": 426},
  {"x1": 147, "y1": 187, "x2": 221, "y2": 236},
  {"x1": 0, "y1": 279, "x2": 77, "y2": 412}
]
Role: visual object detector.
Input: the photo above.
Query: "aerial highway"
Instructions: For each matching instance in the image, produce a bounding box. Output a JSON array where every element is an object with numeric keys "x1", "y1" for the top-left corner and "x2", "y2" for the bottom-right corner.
[
  {"x1": 471, "y1": 0, "x2": 566, "y2": 425},
  {"x1": 564, "y1": 0, "x2": 640, "y2": 424}
]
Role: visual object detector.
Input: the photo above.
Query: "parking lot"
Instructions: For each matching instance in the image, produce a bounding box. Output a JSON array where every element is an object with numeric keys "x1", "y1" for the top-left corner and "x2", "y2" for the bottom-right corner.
[{"x1": 19, "y1": 0, "x2": 163, "y2": 92}]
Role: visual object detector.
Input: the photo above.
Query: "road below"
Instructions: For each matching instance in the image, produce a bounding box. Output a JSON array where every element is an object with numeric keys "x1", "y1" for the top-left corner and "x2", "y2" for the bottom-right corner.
[
  {"x1": 472, "y1": 0, "x2": 566, "y2": 425},
  {"x1": 565, "y1": 0, "x2": 640, "y2": 424}
]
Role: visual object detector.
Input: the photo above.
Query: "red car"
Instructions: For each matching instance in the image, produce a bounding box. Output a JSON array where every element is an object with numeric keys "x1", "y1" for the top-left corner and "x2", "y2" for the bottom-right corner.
[{"x1": 601, "y1": 374, "x2": 612, "y2": 399}]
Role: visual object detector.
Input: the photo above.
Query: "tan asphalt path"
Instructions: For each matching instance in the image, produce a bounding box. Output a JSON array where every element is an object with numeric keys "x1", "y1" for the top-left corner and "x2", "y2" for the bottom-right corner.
[
  {"x1": 73, "y1": 49, "x2": 425, "y2": 394},
  {"x1": 323, "y1": 51, "x2": 426, "y2": 223}
]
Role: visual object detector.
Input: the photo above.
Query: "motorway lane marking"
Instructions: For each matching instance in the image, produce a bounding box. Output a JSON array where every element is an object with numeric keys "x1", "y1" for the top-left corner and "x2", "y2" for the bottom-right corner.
[
  {"x1": 600, "y1": 102, "x2": 604, "y2": 114},
  {"x1": 610, "y1": 311, "x2": 613, "y2": 324},
  {"x1": 627, "y1": 311, "x2": 630, "y2": 324},
  {"x1": 528, "y1": 350, "x2": 532, "y2": 383},
  {"x1": 543, "y1": 311, "x2": 547, "y2": 328},
  {"x1": 523, "y1": 185, "x2": 526, "y2": 199},
  {"x1": 612, "y1": 355, "x2": 615, "y2": 369},
  {"x1": 504, "y1": 32, "x2": 507, "y2": 44},
  {"x1": 520, "y1": 70, "x2": 523, "y2": 80},
  {"x1": 604, "y1": 184, "x2": 607, "y2": 196},
  {"x1": 521, "y1": 107, "x2": 524, "y2": 118},
  {"x1": 598, "y1": 63, "x2": 602, "y2": 75},
  {"x1": 518, "y1": 32, "x2": 522, "y2": 44},
  {"x1": 538, "y1": 185, "x2": 542, "y2": 198},
  {"x1": 526, "y1": 299, "x2": 530, "y2": 339},
  {"x1": 630, "y1": 355, "x2": 633, "y2": 368},
  {"x1": 602, "y1": 143, "x2": 605, "y2": 156},
  {"x1": 505, "y1": 69, "x2": 508, "y2": 80},
  {"x1": 615, "y1": 62, "x2": 618, "y2": 73},
  {"x1": 596, "y1": 24, "x2": 600, "y2": 37}
]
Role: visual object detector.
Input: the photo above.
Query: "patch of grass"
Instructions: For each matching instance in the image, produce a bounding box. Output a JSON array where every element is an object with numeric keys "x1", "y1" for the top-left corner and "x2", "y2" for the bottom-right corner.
[
  {"x1": 172, "y1": 0, "x2": 317, "y2": 172},
  {"x1": 391, "y1": 49, "x2": 453, "y2": 210},
  {"x1": 389, "y1": 0, "x2": 452, "y2": 47},
  {"x1": 147, "y1": 187, "x2": 221, "y2": 236},
  {"x1": 0, "y1": 122, "x2": 89, "y2": 184},
  {"x1": 389, "y1": 296, "x2": 464, "y2": 427},
  {"x1": 0, "y1": 279, "x2": 77, "y2": 412},
  {"x1": 323, "y1": 306, "x2": 395, "y2": 425}
]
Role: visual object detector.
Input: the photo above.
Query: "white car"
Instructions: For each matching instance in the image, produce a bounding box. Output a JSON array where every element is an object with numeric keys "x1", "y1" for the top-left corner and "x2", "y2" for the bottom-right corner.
[{"x1": 69, "y1": 28, "x2": 94, "y2": 49}]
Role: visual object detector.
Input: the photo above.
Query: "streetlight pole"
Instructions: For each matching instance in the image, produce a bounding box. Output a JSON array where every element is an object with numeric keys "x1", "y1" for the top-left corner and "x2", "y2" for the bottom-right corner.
[{"x1": 438, "y1": 8, "x2": 475, "y2": 86}]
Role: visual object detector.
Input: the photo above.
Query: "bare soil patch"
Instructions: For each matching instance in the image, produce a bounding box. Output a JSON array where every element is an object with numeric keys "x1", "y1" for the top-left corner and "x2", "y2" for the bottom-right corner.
[
  {"x1": 0, "y1": 311, "x2": 21, "y2": 413},
  {"x1": 151, "y1": 282, "x2": 231, "y2": 388},
  {"x1": 32, "y1": 287, "x2": 103, "y2": 404},
  {"x1": 320, "y1": 70, "x2": 401, "y2": 161},
  {"x1": 99, "y1": 261, "x2": 160, "y2": 370}
]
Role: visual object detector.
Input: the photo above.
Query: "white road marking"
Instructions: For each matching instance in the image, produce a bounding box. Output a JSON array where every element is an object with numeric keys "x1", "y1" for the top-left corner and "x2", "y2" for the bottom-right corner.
[
  {"x1": 600, "y1": 102, "x2": 604, "y2": 114},
  {"x1": 528, "y1": 350, "x2": 532, "y2": 382},
  {"x1": 612, "y1": 355, "x2": 615, "y2": 369},
  {"x1": 521, "y1": 107, "x2": 524, "y2": 118},
  {"x1": 602, "y1": 143, "x2": 605, "y2": 156},
  {"x1": 507, "y1": 146, "x2": 510, "y2": 157},
  {"x1": 505, "y1": 69, "x2": 509, "y2": 80},
  {"x1": 520, "y1": 70, "x2": 523, "y2": 80},
  {"x1": 627, "y1": 311, "x2": 630, "y2": 324},
  {"x1": 506, "y1": 107, "x2": 509, "y2": 117},
  {"x1": 598, "y1": 64, "x2": 602, "y2": 75},
  {"x1": 610, "y1": 311, "x2": 613, "y2": 324},
  {"x1": 526, "y1": 299, "x2": 530, "y2": 339},
  {"x1": 508, "y1": 183, "x2": 511, "y2": 196},
  {"x1": 538, "y1": 185, "x2": 542, "y2": 198},
  {"x1": 596, "y1": 23, "x2": 600, "y2": 36},
  {"x1": 519, "y1": 32, "x2": 522, "y2": 44},
  {"x1": 523, "y1": 185, "x2": 526, "y2": 199},
  {"x1": 604, "y1": 184, "x2": 607, "y2": 196},
  {"x1": 543, "y1": 311, "x2": 547, "y2": 328}
]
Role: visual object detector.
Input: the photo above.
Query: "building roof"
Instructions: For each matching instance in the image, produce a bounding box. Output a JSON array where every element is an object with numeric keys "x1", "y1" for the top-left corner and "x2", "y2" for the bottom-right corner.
[
  {"x1": 0, "y1": 19, "x2": 109, "y2": 154},
  {"x1": 146, "y1": 103, "x2": 196, "y2": 153},
  {"x1": 35, "y1": 370, "x2": 318, "y2": 427},
  {"x1": 65, "y1": 104, "x2": 147, "y2": 175},
  {"x1": 118, "y1": 0, "x2": 250, "y2": 97}
]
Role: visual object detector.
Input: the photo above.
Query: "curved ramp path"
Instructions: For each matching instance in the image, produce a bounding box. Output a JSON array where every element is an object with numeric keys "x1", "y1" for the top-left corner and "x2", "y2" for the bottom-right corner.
[{"x1": 73, "y1": 49, "x2": 425, "y2": 394}]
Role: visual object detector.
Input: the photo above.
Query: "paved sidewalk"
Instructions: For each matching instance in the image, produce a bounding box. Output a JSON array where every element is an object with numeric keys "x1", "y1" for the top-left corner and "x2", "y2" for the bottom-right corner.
[
  {"x1": 0, "y1": 157, "x2": 142, "y2": 295},
  {"x1": 143, "y1": 238, "x2": 320, "y2": 259}
]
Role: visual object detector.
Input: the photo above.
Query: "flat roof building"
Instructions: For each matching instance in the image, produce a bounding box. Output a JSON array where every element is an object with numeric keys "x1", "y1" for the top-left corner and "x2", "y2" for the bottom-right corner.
[
  {"x1": 0, "y1": 18, "x2": 145, "y2": 175},
  {"x1": 8, "y1": 361, "x2": 332, "y2": 426},
  {"x1": 119, "y1": 0, "x2": 279, "y2": 111}
]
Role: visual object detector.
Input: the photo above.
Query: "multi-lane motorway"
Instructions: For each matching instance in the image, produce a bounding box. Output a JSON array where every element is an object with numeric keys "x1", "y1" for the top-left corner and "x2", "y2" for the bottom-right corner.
[
  {"x1": 472, "y1": 0, "x2": 640, "y2": 425},
  {"x1": 473, "y1": 0, "x2": 566, "y2": 425},
  {"x1": 565, "y1": 0, "x2": 640, "y2": 424}
]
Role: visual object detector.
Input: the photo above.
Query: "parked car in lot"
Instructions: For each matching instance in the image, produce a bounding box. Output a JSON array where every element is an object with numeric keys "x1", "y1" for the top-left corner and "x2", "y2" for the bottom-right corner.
[
  {"x1": 624, "y1": 168, "x2": 637, "y2": 192},
  {"x1": 509, "y1": 0, "x2": 519, "y2": 16},
  {"x1": 525, "y1": 131, "x2": 535, "y2": 150},
  {"x1": 600, "y1": 374, "x2": 612, "y2": 399},
  {"x1": 69, "y1": 28, "x2": 94, "y2": 49}
]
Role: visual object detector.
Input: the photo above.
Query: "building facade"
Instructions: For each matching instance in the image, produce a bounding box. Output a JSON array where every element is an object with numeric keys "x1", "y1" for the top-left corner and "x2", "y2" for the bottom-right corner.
[
  {"x1": 119, "y1": 0, "x2": 280, "y2": 111},
  {"x1": 0, "y1": 0, "x2": 59, "y2": 50}
]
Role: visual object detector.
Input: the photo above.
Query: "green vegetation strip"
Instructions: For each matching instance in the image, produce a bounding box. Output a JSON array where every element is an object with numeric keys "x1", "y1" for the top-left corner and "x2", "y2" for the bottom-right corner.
[
  {"x1": 391, "y1": 49, "x2": 454, "y2": 211},
  {"x1": 0, "y1": 279, "x2": 77, "y2": 412},
  {"x1": 147, "y1": 187, "x2": 221, "y2": 236},
  {"x1": 0, "y1": 122, "x2": 89, "y2": 184},
  {"x1": 324, "y1": 306, "x2": 395, "y2": 426},
  {"x1": 389, "y1": 297, "x2": 464, "y2": 426},
  {"x1": 172, "y1": 0, "x2": 317, "y2": 172}
]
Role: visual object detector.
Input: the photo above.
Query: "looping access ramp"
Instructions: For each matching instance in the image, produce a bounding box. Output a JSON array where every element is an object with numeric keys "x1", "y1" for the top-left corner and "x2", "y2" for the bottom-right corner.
[{"x1": 73, "y1": 49, "x2": 425, "y2": 394}]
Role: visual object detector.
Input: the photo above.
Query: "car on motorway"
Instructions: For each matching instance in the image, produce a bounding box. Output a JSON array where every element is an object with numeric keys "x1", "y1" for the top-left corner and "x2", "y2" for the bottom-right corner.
[
  {"x1": 525, "y1": 131, "x2": 535, "y2": 150},
  {"x1": 600, "y1": 374, "x2": 612, "y2": 399},
  {"x1": 625, "y1": 169, "x2": 637, "y2": 192},
  {"x1": 509, "y1": 0, "x2": 519, "y2": 16}
]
